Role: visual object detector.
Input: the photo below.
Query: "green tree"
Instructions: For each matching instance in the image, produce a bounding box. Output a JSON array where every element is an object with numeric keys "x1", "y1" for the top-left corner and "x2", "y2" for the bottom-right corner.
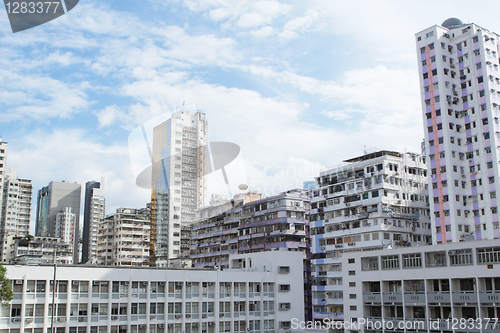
[{"x1": 0, "y1": 264, "x2": 13, "y2": 304}]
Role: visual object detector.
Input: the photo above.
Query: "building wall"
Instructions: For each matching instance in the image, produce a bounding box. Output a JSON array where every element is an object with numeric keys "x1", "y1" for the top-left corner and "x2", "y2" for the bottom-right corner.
[
  {"x1": 309, "y1": 150, "x2": 432, "y2": 323},
  {"x1": 416, "y1": 21, "x2": 500, "y2": 243},
  {"x1": 151, "y1": 109, "x2": 208, "y2": 266},
  {"x1": 82, "y1": 179, "x2": 106, "y2": 264},
  {"x1": 0, "y1": 167, "x2": 33, "y2": 262},
  {"x1": 1, "y1": 251, "x2": 305, "y2": 333},
  {"x1": 97, "y1": 208, "x2": 150, "y2": 267},
  {"x1": 342, "y1": 239, "x2": 500, "y2": 333},
  {"x1": 55, "y1": 207, "x2": 76, "y2": 245},
  {"x1": 6, "y1": 236, "x2": 73, "y2": 265},
  {"x1": 190, "y1": 192, "x2": 262, "y2": 269},
  {"x1": 190, "y1": 190, "x2": 312, "y2": 322},
  {"x1": 0, "y1": 139, "x2": 7, "y2": 223},
  {"x1": 35, "y1": 181, "x2": 81, "y2": 262}
]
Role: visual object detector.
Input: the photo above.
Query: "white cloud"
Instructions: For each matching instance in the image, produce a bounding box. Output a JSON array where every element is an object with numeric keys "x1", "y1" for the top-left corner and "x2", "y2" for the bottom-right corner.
[
  {"x1": 0, "y1": 69, "x2": 91, "y2": 121},
  {"x1": 279, "y1": 9, "x2": 319, "y2": 39},
  {"x1": 8, "y1": 129, "x2": 151, "y2": 232}
]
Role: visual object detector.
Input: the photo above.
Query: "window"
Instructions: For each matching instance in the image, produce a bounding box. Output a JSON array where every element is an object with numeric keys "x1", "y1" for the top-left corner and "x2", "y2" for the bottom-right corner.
[
  {"x1": 279, "y1": 285, "x2": 290, "y2": 292},
  {"x1": 278, "y1": 266, "x2": 289, "y2": 274}
]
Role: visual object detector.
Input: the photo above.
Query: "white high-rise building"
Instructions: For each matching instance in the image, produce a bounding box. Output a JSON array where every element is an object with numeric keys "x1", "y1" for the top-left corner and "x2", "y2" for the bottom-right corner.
[
  {"x1": 0, "y1": 139, "x2": 8, "y2": 223},
  {"x1": 0, "y1": 168, "x2": 33, "y2": 262},
  {"x1": 151, "y1": 108, "x2": 208, "y2": 267},
  {"x1": 96, "y1": 207, "x2": 151, "y2": 267},
  {"x1": 416, "y1": 18, "x2": 500, "y2": 243},
  {"x1": 55, "y1": 207, "x2": 76, "y2": 245},
  {"x1": 310, "y1": 150, "x2": 432, "y2": 323},
  {"x1": 82, "y1": 179, "x2": 105, "y2": 264}
]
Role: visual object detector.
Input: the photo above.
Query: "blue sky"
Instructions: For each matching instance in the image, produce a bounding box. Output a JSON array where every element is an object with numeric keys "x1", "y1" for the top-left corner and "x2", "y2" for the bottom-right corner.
[{"x1": 2, "y1": 0, "x2": 500, "y2": 229}]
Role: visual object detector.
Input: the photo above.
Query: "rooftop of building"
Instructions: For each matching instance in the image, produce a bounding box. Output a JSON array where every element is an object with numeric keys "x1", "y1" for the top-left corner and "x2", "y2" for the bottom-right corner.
[
  {"x1": 343, "y1": 150, "x2": 403, "y2": 163},
  {"x1": 242, "y1": 189, "x2": 311, "y2": 206}
]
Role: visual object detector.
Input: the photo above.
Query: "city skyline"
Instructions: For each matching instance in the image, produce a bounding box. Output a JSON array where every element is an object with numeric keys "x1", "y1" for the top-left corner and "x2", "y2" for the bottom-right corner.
[{"x1": 3, "y1": 1, "x2": 500, "y2": 226}]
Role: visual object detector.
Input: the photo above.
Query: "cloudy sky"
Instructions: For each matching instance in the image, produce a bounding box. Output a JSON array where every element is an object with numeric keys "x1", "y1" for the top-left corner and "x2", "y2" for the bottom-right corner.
[{"x1": 2, "y1": 0, "x2": 500, "y2": 230}]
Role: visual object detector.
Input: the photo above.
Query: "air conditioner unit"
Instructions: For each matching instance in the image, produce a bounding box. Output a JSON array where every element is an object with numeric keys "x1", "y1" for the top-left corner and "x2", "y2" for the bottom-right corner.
[
  {"x1": 220, "y1": 313, "x2": 225, "y2": 318},
  {"x1": 15, "y1": 280, "x2": 23, "y2": 285},
  {"x1": 209, "y1": 282, "x2": 214, "y2": 286},
  {"x1": 176, "y1": 282, "x2": 183, "y2": 286},
  {"x1": 159, "y1": 324, "x2": 165, "y2": 328},
  {"x1": 449, "y1": 250, "x2": 457, "y2": 255},
  {"x1": 150, "y1": 315, "x2": 156, "y2": 320},
  {"x1": 202, "y1": 314, "x2": 207, "y2": 318},
  {"x1": 209, "y1": 322, "x2": 214, "y2": 326},
  {"x1": 186, "y1": 282, "x2": 192, "y2": 285},
  {"x1": 58, "y1": 318, "x2": 66, "y2": 322},
  {"x1": 139, "y1": 325, "x2": 146, "y2": 329},
  {"x1": 175, "y1": 314, "x2": 182, "y2": 319},
  {"x1": 158, "y1": 282, "x2": 165, "y2": 286},
  {"x1": 320, "y1": 246, "x2": 326, "y2": 250},
  {"x1": 25, "y1": 318, "x2": 33, "y2": 323},
  {"x1": 193, "y1": 323, "x2": 199, "y2": 327},
  {"x1": 111, "y1": 316, "x2": 118, "y2": 321},
  {"x1": 186, "y1": 314, "x2": 191, "y2": 318},
  {"x1": 124, "y1": 281, "x2": 129, "y2": 285},
  {"x1": 78, "y1": 317, "x2": 85, "y2": 322},
  {"x1": 202, "y1": 293, "x2": 207, "y2": 297},
  {"x1": 72, "y1": 281, "x2": 79, "y2": 285},
  {"x1": 12, "y1": 318, "x2": 20, "y2": 323}
]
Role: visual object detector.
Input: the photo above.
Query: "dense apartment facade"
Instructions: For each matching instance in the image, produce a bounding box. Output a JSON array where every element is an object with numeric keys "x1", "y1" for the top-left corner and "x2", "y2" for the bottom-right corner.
[
  {"x1": 191, "y1": 190, "x2": 313, "y2": 321},
  {"x1": 1, "y1": 251, "x2": 304, "y2": 333},
  {"x1": 309, "y1": 150, "x2": 432, "y2": 324},
  {"x1": 35, "y1": 181, "x2": 82, "y2": 262},
  {"x1": 343, "y1": 240, "x2": 500, "y2": 333},
  {"x1": 151, "y1": 109, "x2": 208, "y2": 267},
  {"x1": 190, "y1": 192, "x2": 262, "y2": 269},
  {"x1": 0, "y1": 168, "x2": 33, "y2": 262},
  {"x1": 416, "y1": 18, "x2": 500, "y2": 243},
  {"x1": 96, "y1": 208, "x2": 150, "y2": 267},
  {"x1": 82, "y1": 179, "x2": 106, "y2": 264},
  {"x1": 6, "y1": 235, "x2": 73, "y2": 265}
]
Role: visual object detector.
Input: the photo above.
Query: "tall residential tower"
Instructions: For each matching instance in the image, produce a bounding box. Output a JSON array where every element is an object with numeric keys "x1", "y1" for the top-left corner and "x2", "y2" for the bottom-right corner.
[
  {"x1": 151, "y1": 108, "x2": 208, "y2": 266},
  {"x1": 416, "y1": 18, "x2": 500, "y2": 243},
  {"x1": 309, "y1": 150, "x2": 432, "y2": 323},
  {"x1": 0, "y1": 168, "x2": 33, "y2": 262},
  {"x1": 82, "y1": 179, "x2": 105, "y2": 264}
]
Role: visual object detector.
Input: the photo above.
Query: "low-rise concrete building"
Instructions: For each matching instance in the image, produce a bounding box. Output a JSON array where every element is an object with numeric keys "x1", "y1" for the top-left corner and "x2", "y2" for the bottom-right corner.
[{"x1": 1, "y1": 251, "x2": 305, "y2": 333}]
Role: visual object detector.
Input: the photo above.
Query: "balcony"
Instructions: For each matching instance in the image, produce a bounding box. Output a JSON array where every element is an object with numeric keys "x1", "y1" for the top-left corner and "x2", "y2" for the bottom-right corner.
[
  {"x1": 427, "y1": 291, "x2": 451, "y2": 303},
  {"x1": 404, "y1": 293, "x2": 426, "y2": 303},
  {"x1": 363, "y1": 292, "x2": 381, "y2": 303},
  {"x1": 479, "y1": 291, "x2": 500, "y2": 303},
  {"x1": 382, "y1": 292, "x2": 402, "y2": 303},
  {"x1": 452, "y1": 291, "x2": 478, "y2": 303}
]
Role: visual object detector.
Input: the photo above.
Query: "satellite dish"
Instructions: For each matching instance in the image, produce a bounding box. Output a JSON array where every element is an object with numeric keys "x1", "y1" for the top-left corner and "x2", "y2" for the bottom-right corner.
[{"x1": 238, "y1": 184, "x2": 248, "y2": 191}]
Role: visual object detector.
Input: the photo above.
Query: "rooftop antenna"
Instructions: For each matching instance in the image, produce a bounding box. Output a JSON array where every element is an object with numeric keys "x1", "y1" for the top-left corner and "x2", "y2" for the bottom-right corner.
[{"x1": 364, "y1": 145, "x2": 367, "y2": 154}]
